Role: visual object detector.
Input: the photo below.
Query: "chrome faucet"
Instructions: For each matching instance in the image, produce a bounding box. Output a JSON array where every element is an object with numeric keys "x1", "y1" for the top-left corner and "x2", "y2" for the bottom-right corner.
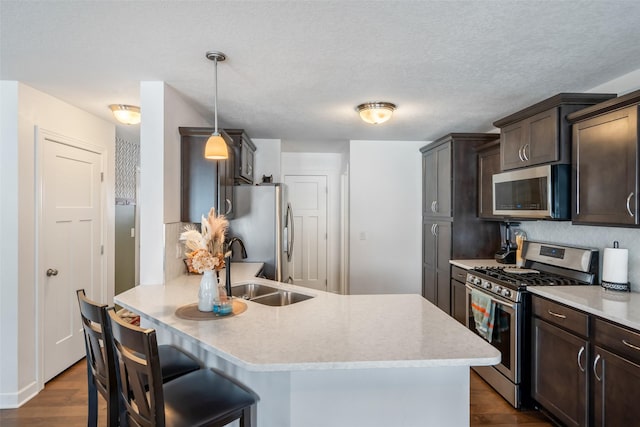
[{"x1": 225, "y1": 237, "x2": 248, "y2": 297}]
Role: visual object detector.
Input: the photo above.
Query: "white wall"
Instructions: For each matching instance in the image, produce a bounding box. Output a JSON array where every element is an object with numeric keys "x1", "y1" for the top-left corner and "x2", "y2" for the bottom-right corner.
[
  {"x1": 0, "y1": 81, "x2": 115, "y2": 408},
  {"x1": 349, "y1": 140, "x2": 424, "y2": 295},
  {"x1": 253, "y1": 138, "x2": 281, "y2": 182},
  {"x1": 0, "y1": 81, "x2": 21, "y2": 407},
  {"x1": 139, "y1": 82, "x2": 211, "y2": 284}
]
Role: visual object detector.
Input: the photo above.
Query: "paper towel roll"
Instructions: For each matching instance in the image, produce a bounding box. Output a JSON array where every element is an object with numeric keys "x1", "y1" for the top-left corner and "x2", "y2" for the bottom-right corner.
[{"x1": 602, "y1": 247, "x2": 629, "y2": 284}]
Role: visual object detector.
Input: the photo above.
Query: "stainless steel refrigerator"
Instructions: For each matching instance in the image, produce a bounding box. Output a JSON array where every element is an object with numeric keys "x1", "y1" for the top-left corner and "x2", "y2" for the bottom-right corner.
[{"x1": 228, "y1": 183, "x2": 294, "y2": 282}]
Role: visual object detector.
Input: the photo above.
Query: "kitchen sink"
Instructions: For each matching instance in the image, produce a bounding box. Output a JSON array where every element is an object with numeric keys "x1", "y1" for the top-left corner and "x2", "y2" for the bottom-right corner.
[
  {"x1": 231, "y1": 283, "x2": 280, "y2": 300},
  {"x1": 250, "y1": 291, "x2": 314, "y2": 306},
  {"x1": 231, "y1": 284, "x2": 313, "y2": 306}
]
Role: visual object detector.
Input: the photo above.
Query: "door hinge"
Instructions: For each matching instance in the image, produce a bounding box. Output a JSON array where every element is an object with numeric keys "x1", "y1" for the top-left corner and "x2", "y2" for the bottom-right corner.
[
  {"x1": 101, "y1": 172, "x2": 104, "y2": 182},
  {"x1": 101, "y1": 245, "x2": 104, "y2": 255}
]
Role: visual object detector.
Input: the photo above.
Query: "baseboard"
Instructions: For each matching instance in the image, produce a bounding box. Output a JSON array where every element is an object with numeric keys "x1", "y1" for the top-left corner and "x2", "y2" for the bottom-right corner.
[{"x1": 0, "y1": 380, "x2": 40, "y2": 409}]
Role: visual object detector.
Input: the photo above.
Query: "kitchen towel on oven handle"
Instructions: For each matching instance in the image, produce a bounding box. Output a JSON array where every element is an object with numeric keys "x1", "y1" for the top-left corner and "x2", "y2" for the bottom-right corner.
[{"x1": 471, "y1": 289, "x2": 496, "y2": 343}]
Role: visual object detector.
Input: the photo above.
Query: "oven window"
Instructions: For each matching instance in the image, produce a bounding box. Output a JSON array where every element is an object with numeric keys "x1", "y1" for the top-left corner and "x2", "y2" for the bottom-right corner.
[{"x1": 468, "y1": 303, "x2": 512, "y2": 370}]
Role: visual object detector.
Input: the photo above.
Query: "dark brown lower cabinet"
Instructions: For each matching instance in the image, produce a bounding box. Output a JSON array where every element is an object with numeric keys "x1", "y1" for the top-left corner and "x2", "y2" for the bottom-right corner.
[
  {"x1": 592, "y1": 318, "x2": 640, "y2": 426},
  {"x1": 423, "y1": 220, "x2": 452, "y2": 314},
  {"x1": 592, "y1": 346, "x2": 640, "y2": 426},
  {"x1": 450, "y1": 266, "x2": 467, "y2": 325},
  {"x1": 532, "y1": 317, "x2": 588, "y2": 427},
  {"x1": 532, "y1": 296, "x2": 640, "y2": 426}
]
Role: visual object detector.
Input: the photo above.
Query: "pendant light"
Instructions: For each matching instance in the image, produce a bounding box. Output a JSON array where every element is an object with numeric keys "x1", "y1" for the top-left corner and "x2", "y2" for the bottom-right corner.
[
  {"x1": 204, "y1": 51, "x2": 229, "y2": 159},
  {"x1": 356, "y1": 102, "x2": 396, "y2": 125}
]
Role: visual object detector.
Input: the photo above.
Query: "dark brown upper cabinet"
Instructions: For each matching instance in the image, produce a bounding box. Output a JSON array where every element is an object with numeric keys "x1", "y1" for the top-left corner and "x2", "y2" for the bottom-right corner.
[
  {"x1": 179, "y1": 127, "x2": 236, "y2": 223},
  {"x1": 568, "y1": 90, "x2": 640, "y2": 226},
  {"x1": 476, "y1": 139, "x2": 501, "y2": 220},
  {"x1": 224, "y1": 129, "x2": 256, "y2": 185},
  {"x1": 493, "y1": 93, "x2": 616, "y2": 171}
]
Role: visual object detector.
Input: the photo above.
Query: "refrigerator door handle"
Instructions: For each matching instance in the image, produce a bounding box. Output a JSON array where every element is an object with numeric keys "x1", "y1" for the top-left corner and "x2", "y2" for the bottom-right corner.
[{"x1": 286, "y1": 203, "x2": 294, "y2": 262}]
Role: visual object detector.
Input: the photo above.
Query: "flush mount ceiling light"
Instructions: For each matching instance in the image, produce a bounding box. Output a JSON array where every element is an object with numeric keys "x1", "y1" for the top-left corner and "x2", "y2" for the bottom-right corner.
[
  {"x1": 356, "y1": 102, "x2": 397, "y2": 125},
  {"x1": 204, "y1": 51, "x2": 229, "y2": 160},
  {"x1": 109, "y1": 104, "x2": 141, "y2": 125}
]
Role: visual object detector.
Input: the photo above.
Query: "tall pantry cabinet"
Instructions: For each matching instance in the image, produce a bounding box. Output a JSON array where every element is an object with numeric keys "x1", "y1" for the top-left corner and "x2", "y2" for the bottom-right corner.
[{"x1": 420, "y1": 133, "x2": 501, "y2": 314}]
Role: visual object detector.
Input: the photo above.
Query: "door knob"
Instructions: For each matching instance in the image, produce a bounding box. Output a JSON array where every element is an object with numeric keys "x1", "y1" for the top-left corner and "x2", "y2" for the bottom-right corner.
[{"x1": 46, "y1": 268, "x2": 58, "y2": 277}]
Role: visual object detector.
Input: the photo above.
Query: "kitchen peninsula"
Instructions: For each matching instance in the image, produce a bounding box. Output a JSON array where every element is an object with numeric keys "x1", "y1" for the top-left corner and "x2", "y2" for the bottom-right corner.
[{"x1": 115, "y1": 264, "x2": 500, "y2": 427}]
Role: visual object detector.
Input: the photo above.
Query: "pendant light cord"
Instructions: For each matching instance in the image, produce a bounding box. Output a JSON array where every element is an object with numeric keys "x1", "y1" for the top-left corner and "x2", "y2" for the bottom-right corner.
[{"x1": 213, "y1": 56, "x2": 219, "y2": 134}]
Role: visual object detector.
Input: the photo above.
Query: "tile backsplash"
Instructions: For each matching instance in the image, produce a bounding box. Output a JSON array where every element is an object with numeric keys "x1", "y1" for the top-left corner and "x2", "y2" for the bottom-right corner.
[{"x1": 518, "y1": 221, "x2": 640, "y2": 292}]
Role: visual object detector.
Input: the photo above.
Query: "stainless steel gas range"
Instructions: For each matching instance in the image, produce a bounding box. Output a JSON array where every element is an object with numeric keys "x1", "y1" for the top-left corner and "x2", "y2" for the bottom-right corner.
[{"x1": 465, "y1": 240, "x2": 599, "y2": 408}]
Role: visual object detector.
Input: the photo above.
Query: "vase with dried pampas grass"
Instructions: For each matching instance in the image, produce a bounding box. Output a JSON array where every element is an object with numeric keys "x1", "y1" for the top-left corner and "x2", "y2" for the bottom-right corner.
[{"x1": 180, "y1": 207, "x2": 230, "y2": 311}]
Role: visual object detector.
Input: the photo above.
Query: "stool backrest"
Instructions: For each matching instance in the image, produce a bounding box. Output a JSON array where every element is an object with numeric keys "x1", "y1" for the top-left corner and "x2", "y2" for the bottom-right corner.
[
  {"x1": 76, "y1": 289, "x2": 117, "y2": 404},
  {"x1": 107, "y1": 308, "x2": 165, "y2": 427}
]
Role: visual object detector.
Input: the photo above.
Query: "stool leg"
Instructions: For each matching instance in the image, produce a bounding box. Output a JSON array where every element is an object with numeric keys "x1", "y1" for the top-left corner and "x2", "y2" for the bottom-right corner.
[
  {"x1": 86, "y1": 363, "x2": 98, "y2": 427},
  {"x1": 240, "y1": 405, "x2": 254, "y2": 427}
]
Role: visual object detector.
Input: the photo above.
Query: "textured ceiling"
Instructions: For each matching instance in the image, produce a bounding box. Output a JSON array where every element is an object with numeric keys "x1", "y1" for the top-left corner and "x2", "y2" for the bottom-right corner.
[{"x1": 2, "y1": 1, "x2": 640, "y2": 148}]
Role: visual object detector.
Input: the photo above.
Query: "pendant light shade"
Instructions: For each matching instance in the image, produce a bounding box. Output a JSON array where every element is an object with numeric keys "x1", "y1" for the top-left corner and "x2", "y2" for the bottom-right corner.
[
  {"x1": 356, "y1": 102, "x2": 396, "y2": 125},
  {"x1": 204, "y1": 51, "x2": 228, "y2": 160},
  {"x1": 205, "y1": 133, "x2": 229, "y2": 159}
]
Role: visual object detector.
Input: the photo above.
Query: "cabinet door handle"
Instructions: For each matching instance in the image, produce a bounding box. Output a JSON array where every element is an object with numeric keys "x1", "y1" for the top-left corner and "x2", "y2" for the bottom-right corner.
[
  {"x1": 593, "y1": 354, "x2": 602, "y2": 382},
  {"x1": 433, "y1": 223, "x2": 438, "y2": 236},
  {"x1": 433, "y1": 200, "x2": 439, "y2": 213},
  {"x1": 431, "y1": 223, "x2": 436, "y2": 236},
  {"x1": 547, "y1": 309, "x2": 567, "y2": 319},
  {"x1": 46, "y1": 268, "x2": 59, "y2": 277},
  {"x1": 622, "y1": 339, "x2": 640, "y2": 351},
  {"x1": 225, "y1": 198, "x2": 232, "y2": 215},
  {"x1": 576, "y1": 160, "x2": 580, "y2": 215},
  {"x1": 518, "y1": 146, "x2": 524, "y2": 162},
  {"x1": 626, "y1": 192, "x2": 635, "y2": 217},
  {"x1": 577, "y1": 346, "x2": 585, "y2": 372},
  {"x1": 522, "y1": 143, "x2": 530, "y2": 161},
  {"x1": 431, "y1": 200, "x2": 437, "y2": 213}
]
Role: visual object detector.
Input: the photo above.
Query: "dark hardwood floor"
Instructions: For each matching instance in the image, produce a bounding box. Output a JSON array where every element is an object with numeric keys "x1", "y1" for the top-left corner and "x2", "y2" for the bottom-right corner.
[
  {"x1": 0, "y1": 358, "x2": 105, "y2": 427},
  {"x1": 1, "y1": 359, "x2": 552, "y2": 426},
  {"x1": 470, "y1": 371, "x2": 553, "y2": 426}
]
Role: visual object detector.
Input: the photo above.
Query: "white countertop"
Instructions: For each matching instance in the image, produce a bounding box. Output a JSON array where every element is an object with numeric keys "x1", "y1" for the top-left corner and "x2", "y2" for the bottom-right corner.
[
  {"x1": 528, "y1": 286, "x2": 640, "y2": 331},
  {"x1": 115, "y1": 265, "x2": 500, "y2": 372},
  {"x1": 450, "y1": 259, "x2": 506, "y2": 270}
]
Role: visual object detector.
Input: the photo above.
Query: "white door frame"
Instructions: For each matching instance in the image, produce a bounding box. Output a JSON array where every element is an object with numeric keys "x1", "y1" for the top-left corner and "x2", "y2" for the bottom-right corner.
[
  {"x1": 284, "y1": 174, "x2": 328, "y2": 290},
  {"x1": 35, "y1": 127, "x2": 107, "y2": 389},
  {"x1": 280, "y1": 153, "x2": 344, "y2": 294}
]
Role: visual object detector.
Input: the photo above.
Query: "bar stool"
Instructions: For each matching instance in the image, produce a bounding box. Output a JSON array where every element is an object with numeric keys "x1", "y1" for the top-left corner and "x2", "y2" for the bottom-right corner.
[
  {"x1": 76, "y1": 289, "x2": 201, "y2": 427},
  {"x1": 107, "y1": 307, "x2": 258, "y2": 427}
]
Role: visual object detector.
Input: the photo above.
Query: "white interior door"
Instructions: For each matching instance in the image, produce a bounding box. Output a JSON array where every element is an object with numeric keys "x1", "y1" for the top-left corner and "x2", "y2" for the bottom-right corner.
[
  {"x1": 284, "y1": 175, "x2": 327, "y2": 291},
  {"x1": 42, "y1": 136, "x2": 103, "y2": 382}
]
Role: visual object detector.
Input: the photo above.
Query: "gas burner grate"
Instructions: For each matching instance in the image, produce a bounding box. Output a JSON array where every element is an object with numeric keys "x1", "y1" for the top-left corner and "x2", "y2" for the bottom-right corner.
[{"x1": 472, "y1": 267, "x2": 582, "y2": 287}]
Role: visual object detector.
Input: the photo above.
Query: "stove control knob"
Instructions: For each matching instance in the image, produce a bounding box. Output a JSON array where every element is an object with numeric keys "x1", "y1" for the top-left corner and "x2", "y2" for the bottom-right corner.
[
  {"x1": 482, "y1": 280, "x2": 492, "y2": 290},
  {"x1": 472, "y1": 276, "x2": 481, "y2": 286},
  {"x1": 502, "y1": 289, "x2": 512, "y2": 298},
  {"x1": 495, "y1": 286, "x2": 503, "y2": 294}
]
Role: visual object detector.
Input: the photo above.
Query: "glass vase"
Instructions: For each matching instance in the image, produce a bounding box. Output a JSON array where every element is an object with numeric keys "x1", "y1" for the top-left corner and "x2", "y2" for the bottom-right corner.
[
  {"x1": 213, "y1": 281, "x2": 233, "y2": 316},
  {"x1": 198, "y1": 270, "x2": 217, "y2": 312}
]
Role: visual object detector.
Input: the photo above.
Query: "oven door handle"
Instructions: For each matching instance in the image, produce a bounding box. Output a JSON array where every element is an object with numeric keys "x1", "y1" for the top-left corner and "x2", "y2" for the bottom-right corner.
[{"x1": 465, "y1": 284, "x2": 515, "y2": 309}]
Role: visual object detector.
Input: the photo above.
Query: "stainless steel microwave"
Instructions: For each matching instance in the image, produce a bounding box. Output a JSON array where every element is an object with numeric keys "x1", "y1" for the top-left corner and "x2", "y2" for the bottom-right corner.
[{"x1": 492, "y1": 164, "x2": 570, "y2": 219}]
